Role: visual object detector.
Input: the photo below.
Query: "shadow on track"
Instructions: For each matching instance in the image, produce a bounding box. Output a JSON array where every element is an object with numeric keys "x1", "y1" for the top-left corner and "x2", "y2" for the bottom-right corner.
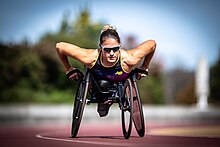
[{"x1": 70, "y1": 135, "x2": 140, "y2": 140}]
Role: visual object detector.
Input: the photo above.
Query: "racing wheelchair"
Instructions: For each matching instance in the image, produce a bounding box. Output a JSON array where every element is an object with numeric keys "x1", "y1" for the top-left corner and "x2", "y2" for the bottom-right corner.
[{"x1": 69, "y1": 67, "x2": 147, "y2": 139}]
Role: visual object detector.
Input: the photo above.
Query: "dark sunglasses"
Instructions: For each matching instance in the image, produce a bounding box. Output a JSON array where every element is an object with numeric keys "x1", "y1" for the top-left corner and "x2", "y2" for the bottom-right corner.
[{"x1": 100, "y1": 45, "x2": 121, "y2": 53}]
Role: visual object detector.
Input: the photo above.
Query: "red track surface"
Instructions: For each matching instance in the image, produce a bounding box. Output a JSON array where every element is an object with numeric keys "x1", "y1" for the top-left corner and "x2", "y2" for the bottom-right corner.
[{"x1": 1, "y1": 122, "x2": 220, "y2": 147}]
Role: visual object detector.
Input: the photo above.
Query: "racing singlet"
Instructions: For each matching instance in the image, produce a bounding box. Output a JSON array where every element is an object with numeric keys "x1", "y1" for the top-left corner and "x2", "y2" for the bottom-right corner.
[{"x1": 89, "y1": 50, "x2": 130, "y2": 82}]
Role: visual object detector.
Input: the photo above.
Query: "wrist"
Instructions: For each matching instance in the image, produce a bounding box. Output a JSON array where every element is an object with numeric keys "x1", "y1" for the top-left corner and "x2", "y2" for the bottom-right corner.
[
  {"x1": 64, "y1": 66, "x2": 73, "y2": 71},
  {"x1": 140, "y1": 65, "x2": 148, "y2": 70}
]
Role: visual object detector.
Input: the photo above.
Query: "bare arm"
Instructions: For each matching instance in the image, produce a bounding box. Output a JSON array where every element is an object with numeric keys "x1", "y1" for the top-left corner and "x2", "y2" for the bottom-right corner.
[
  {"x1": 124, "y1": 40, "x2": 156, "y2": 70},
  {"x1": 56, "y1": 42, "x2": 98, "y2": 70},
  {"x1": 138, "y1": 40, "x2": 156, "y2": 70}
]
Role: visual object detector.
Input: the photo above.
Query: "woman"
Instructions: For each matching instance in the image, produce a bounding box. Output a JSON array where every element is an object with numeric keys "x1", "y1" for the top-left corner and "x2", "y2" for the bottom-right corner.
[{"x1": 56, "y1": 24, "x2": 156, "y2": 117}]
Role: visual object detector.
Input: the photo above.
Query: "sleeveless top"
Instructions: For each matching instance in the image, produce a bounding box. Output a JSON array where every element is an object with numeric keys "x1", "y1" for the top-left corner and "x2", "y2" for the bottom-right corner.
[{"x1": 89, "y1": 50, "x2": 130, "y2": 82}]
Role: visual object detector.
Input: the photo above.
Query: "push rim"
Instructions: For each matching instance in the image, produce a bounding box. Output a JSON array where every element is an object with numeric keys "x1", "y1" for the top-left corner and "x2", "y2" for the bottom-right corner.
[
  {"x1": 132, "y1": 82, "x2": 145, "y2": 137},
  {"x1": 121, "y1": 79, "x2": 133, "y2": 139},
  {"x1": 71, "y1": 79, "x2": 87, "y2": 137}
]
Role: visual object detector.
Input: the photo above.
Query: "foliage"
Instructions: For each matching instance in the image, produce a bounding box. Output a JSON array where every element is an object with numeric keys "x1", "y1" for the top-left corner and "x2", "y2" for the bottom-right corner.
[
  {"x1": 137, "y1": 62, "x2": 165, "y2": 104},
  {"x1": 210, "y1": 50, "x2": 220, "y2": 104},
  {"x1": 0, "y1": 8, "x2": 103, "y2": 103},
  {"x1": 164, "y1": 67, "x2": 196, "y2": 105},
  {"x1": 175, "y1": 79, "x2": 196, "y2": 104}
]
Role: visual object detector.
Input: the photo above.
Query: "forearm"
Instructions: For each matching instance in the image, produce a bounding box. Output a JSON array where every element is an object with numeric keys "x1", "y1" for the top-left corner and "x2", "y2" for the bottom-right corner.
[
  {"x1": 56, "y1": 42, "x2": 96, "y2": 68},
  {"x1": 140, "y1": 49, "x2": 155, "y2": 69},
  {"x1": 57, "y1": 50, "x2": 72, "y2": 71},
  {"x1": 140, "y1": 40, "x2": 156, "y2": 69},
  {"x1": 56, "y1": 43, "x2": 72, "y2": 71}
]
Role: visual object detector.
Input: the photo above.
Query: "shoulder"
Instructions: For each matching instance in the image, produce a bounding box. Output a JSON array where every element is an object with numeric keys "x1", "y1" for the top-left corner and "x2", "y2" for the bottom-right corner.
[
  {"x1": 120, "y1": 49, "x2": 139, "y2": 71},
  {"x1": 84, "y1": 49, "x2": 99, "y2": 68},
  {"x1": 120, "y1": 49, "x2": 130, "y2": 62}
]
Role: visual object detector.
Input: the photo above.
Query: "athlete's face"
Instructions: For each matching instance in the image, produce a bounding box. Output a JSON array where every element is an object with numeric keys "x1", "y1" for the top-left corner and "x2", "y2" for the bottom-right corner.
[{"x1": 101, "y1": 38, "x2": 120, "y2": 63}]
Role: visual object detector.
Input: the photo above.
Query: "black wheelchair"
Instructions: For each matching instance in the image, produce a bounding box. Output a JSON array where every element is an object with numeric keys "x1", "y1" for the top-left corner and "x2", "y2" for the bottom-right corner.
[{"x1": 70, "y1": 67, "x2": 147, "y2": 139}]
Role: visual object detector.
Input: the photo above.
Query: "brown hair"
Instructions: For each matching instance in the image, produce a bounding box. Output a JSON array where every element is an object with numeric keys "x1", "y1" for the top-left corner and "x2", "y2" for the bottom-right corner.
[{"x1": 100, "y1": 24, "x2": 121, "y2": 45}]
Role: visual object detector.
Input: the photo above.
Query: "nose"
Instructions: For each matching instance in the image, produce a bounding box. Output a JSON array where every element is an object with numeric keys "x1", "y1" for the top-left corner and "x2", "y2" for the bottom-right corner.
[{"x1": 110, "y1": 49, "x2": 114, "y2": 55}]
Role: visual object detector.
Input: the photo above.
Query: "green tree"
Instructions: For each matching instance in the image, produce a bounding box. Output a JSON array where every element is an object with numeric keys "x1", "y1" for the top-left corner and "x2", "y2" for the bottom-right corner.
[
  {"x1": 0, "y1": 43, "x2": 47, "y2": 103},
  {"x1": 137, "y1": 62, "x2": 165, "y2": 104},
  {"x1": 36, "y1": 8, "x2": 103, "y2": 90},
  {"x1": 0, "y1": 8, "x2": 104, "y2": 103}
]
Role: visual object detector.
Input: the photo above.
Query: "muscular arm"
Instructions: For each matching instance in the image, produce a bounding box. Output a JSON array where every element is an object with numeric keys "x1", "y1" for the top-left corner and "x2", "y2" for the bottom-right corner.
[
  {"x1": 56, "y1": 42, "x2": 98, "y2": 70},
  {"x1": 124, "y1": 40, "x2": 156, "y2": 70}
]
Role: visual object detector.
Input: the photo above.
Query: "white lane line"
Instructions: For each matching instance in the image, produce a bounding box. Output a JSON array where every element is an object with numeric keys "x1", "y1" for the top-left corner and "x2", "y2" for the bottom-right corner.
[{"x1": 36, "y1": 133, "x2": 134, "y2": 146}]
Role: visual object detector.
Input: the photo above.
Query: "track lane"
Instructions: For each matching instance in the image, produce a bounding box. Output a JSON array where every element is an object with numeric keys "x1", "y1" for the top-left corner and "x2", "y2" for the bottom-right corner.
[{"x1": 1, "y1": 122, "x2": 220, "y2": 147}]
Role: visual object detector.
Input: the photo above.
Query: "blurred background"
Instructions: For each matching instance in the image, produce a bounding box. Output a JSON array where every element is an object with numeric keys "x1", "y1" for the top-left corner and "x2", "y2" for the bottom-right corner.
[{"x1": 0, "y1": 0, "x2": 219, "y2": 108}]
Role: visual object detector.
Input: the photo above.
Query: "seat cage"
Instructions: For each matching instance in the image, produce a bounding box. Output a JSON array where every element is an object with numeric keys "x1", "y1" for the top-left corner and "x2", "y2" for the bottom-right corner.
[
  {"x1": 88, "y1": 73, "x2": 125, "y2": 103},
  {"x1": 81, "y1": 67, "x2": 147, "y2": 104}
]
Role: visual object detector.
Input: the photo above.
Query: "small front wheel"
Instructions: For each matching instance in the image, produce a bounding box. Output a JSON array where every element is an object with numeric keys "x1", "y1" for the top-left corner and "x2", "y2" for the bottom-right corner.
[{"x1": 121, "y1": 79, "x2": 133, "y2": 139}]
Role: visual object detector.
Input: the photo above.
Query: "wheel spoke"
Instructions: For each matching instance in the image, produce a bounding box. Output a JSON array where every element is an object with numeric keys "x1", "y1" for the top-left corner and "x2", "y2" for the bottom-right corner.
[
  {"x1": 132, "y1": 82, "x2": 145, "y2": 137},
  {"x1": 71, "y1": 79, "x2": 88, "y2": 138},
  {"x1": 121, "y1": 79, "x2": 133, "y2": 139}
]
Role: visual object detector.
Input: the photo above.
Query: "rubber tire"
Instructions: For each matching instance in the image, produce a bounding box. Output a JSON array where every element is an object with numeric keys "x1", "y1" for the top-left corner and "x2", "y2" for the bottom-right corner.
[
  {"x1": 71, "y1": 79, "x2": 88, "y2": 138},
  {"x1": 121, "y1": 79, "x2": 133, "y2": 139},
  {"x1": 132, "y1": 82, "x2": 145, "y2": 137}
]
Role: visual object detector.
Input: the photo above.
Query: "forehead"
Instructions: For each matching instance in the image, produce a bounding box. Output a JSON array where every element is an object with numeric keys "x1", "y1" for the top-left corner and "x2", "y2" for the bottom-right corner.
[{"x1": 102, "y1": 38, "x2": 119, "y2": 46}]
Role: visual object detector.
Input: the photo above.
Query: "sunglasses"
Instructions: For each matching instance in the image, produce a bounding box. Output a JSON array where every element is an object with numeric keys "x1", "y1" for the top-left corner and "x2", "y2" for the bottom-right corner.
[{"x1": 100, "y1": 45, "x2": 121, "y2": 53}]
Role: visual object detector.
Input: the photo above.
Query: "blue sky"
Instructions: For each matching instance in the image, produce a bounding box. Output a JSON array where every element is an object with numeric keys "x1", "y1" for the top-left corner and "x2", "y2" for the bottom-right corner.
[{"x1": 1, "y1": 0, "x2": 220, "y2": 70}]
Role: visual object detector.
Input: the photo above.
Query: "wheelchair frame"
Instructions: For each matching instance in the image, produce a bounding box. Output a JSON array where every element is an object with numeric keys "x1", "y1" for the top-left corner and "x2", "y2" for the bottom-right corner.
[{"x1": 71, "y1": 67, "x2": 145, "y2": 139}]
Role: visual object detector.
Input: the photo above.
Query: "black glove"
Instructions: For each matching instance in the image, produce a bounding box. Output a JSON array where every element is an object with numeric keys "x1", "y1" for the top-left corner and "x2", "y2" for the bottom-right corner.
[
  {"x1": 66, "y1": 67, "x2": 83, "y2": 81},
  {"x1": 135, "y1": 68, "x2": 148, "y2": 80}
]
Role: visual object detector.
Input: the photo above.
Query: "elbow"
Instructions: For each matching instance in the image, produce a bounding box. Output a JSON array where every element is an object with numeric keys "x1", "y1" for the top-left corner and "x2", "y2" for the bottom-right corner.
[
  {"x1": 56, "y1": 42, "x2": 64, "y2": 52},
  {"x1": 152, "y1": 40, "x2": 157, "y2": 51},
  {"x1": 147, "y1": 39, "x2": 157, "y2": 51},
  {"x1": 56, "y1": 42, "x2": 61, "y2": 50},
  {"x1": 149, "y1": 39, "x2": 157, "y2": 47}
]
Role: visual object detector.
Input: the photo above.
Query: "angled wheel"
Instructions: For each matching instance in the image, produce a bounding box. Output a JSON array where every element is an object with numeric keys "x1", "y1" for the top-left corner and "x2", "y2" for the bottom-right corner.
[
  {"x1": 121, "y1": 79, "x2": 133, "y2": 139},
  {"x1": 71, "y1": 79, "x2": 88, "y2": 138},
  {"x1": 132, "y1": 81, "x2": 145, "y2": 137}
]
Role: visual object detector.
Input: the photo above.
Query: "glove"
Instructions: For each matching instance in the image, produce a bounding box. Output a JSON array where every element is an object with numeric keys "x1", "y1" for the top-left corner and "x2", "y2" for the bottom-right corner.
[
  {"x1": 135, "y1": 68, "x2": 148, "y2": 80},
  {"x1": 65, "y1": 67, "x2": 83, "y2": 81}
]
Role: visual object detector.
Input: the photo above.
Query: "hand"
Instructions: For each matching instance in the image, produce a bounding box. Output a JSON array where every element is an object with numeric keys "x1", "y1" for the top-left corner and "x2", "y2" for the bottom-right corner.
[
  {"x1": 135, "y1": 68, "x2": 148, "y2": 80},
  {"x1": 136, "y1": 72, "x2": 147, "y2": 80},
  {"x1": 65, "y1": 67, "x2": 82, "y2": 81}
]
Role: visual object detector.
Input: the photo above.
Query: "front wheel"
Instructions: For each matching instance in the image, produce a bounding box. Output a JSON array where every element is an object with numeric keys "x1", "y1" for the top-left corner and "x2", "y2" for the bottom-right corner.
[
  {"x1": 71, "y1": 79, "x2": 88, "y2": 138},
  {"x1": 121, "y1": 79, "x2": 133, "y2": 139}
]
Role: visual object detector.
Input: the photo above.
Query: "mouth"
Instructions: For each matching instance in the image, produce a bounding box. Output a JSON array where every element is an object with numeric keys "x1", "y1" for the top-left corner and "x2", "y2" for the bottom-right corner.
[{"x1": 108, "y1": 56, "x2": 116, "y2": 61}]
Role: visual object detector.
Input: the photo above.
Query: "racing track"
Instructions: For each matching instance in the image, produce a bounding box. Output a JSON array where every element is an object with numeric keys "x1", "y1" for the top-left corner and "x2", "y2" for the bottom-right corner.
[{"x1": 1, "y1": 122, "x2": 220, "y2": 147}]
